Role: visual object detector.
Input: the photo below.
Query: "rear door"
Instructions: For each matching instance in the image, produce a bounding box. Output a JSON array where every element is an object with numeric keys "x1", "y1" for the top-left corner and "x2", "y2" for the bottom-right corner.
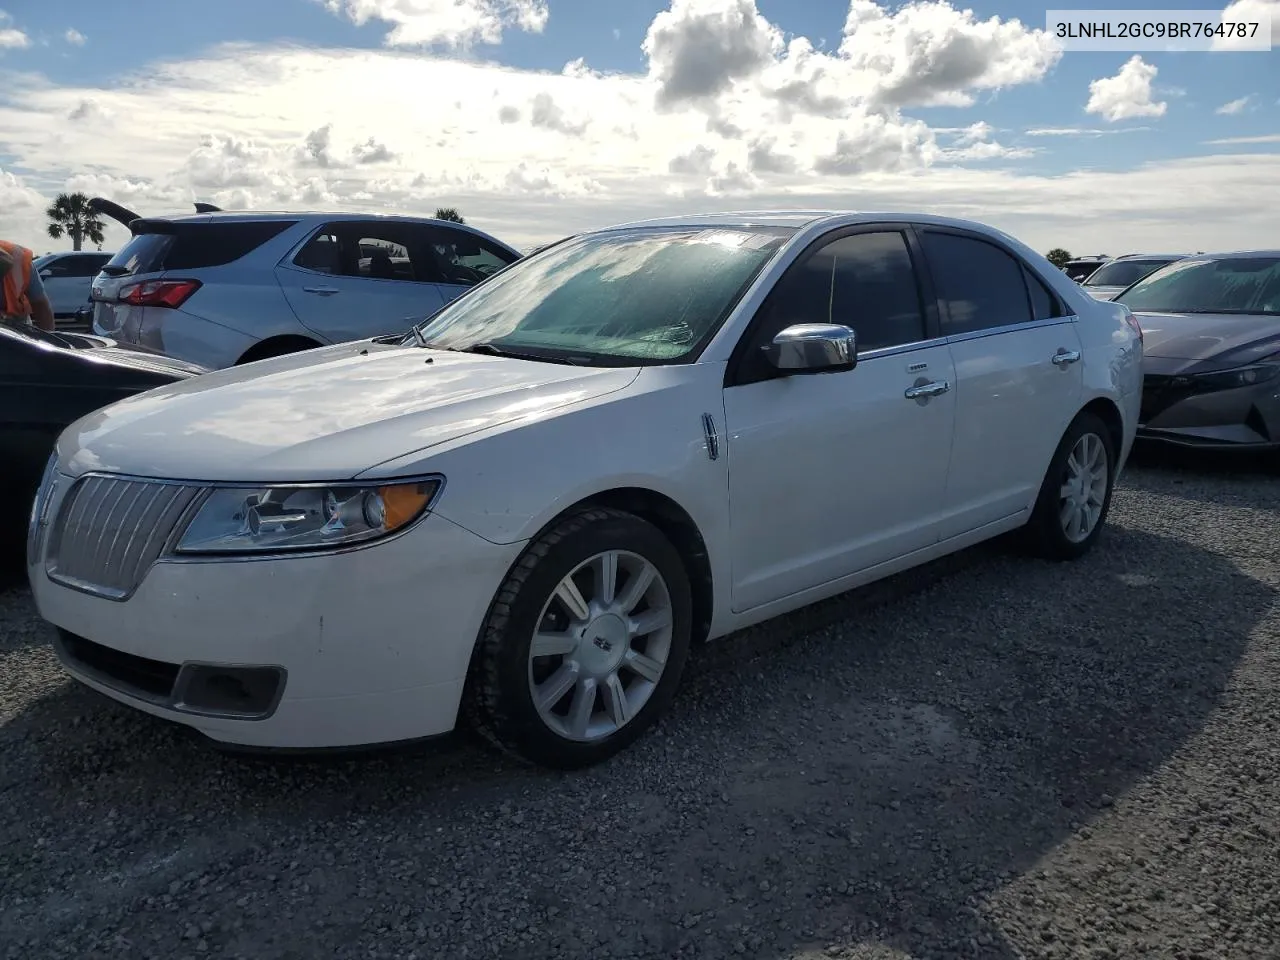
[
  {"x1": 275, "y1": 220, "x2": 447, "y2": 343},
  {"x1": 916, "y1": 227, "x2": 1083, "y2": 539},
  {"x1": 428, "y1": 225, "x2": 522, "y2": 305}
]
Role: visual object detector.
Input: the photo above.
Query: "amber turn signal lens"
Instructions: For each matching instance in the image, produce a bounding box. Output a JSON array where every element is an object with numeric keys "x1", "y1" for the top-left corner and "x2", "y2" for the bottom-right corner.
[{"x1": 378, "y1": 481, "x2": 436, "y2": 530}]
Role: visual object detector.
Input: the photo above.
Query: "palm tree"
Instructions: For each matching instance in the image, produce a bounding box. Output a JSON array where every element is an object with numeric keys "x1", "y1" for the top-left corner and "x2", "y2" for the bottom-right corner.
[
  {"x1": 46, "y1": 192, "x2": 107, "y2": 251},
  {"x1": 434, "y1": 207, "x2": 465, "y2": 224}
]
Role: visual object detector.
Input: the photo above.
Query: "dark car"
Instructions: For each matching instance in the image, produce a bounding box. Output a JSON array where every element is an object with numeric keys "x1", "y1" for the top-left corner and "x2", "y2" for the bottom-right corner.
[
  {"x1": 1117, "y1": 252, "x2": 1280, "y2": 450},
  {"x1": 0, "y1": 320, "x2": 207, "y2": 558},
  {"x1": 1062, "y1": 256, "x2": 1111, "y2": 283}
]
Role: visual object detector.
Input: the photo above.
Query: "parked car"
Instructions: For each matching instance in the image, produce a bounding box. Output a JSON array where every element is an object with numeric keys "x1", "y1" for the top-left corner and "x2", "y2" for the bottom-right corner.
[
  {"x1": 86, "y1": 206, "x2": 522, "y2": 369},
  {"x1": 1078, "y1": 253, "x2": 1189, "y2": 301},
  {"x1": 1, "y1": 320, "x2": 206, "y2": 557},
  {"x1": 1117, "y1": 251, "x2": 1280, "y2": 450},
  {"x1": 33, "y1": 251, "x2": 114, "y2": 324},
  {"x1": 28, "y1": 211, "x2": 1142, "y2": 768},
  {"x1": 1062, "y1": 255, "x2": 1112, "y2": 283}
]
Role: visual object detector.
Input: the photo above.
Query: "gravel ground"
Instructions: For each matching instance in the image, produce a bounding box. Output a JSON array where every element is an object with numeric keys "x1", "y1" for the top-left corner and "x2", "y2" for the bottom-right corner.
[{"x1": 1, "y1": 449, "x2": 1277, "y2": 960}]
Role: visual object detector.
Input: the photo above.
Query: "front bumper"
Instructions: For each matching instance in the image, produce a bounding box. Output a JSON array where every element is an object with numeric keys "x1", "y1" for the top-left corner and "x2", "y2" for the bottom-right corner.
[
  {"x1": 1138, "y1": 372, "x2": 1280, "y2": 450},
  {"x1": 29, "y1": 500, "x2": 525, "y2": 749}
]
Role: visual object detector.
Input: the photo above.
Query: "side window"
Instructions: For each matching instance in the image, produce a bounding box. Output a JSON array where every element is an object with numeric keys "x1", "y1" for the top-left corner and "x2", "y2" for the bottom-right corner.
[
  {"x1": 40, "y1": 258, "x2": 69, "y2": 278},
  {"x1": 427, "y1": 227, "x2": 519, "y2": 288},
  {"x1": 736, "y1": 230, "x2": 926, "y2": 384},
  {"x1": 293, "y1": 223, "x2": 437, "y2": 283},
  {"x1": 1024, "y1": 267, "x2": 1065, "y2": 320},
  {"x1": 64, "y1": 256, "x2": 106, "y2": 278},
  {"x1": 920, "y1": 231, "x2": 1033, "y2": 335}
]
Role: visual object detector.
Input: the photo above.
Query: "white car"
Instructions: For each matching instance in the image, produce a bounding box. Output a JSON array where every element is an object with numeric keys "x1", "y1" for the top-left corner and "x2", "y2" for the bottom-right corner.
[
  {"x1": 33, "y1": 251, "x2": 113, "y2": 320},
  {"x1": 27, "y1": 211, "x2": 1144, "y2": 769}
]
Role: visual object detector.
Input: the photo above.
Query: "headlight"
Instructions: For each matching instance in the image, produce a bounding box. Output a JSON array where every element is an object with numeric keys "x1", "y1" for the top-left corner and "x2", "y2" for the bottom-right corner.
[
  {"x1": 174, "y1": 477, "x2": 442, "y2": 555},
  {"x1": 1192, "y1": 359, "x2": 1280, "y2": 390}
]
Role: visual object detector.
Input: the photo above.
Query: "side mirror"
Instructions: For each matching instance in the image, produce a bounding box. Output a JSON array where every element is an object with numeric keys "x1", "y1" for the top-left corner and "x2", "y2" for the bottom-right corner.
[{"x1": 762, "y1": 323, "x2": 857, "y2": 374}]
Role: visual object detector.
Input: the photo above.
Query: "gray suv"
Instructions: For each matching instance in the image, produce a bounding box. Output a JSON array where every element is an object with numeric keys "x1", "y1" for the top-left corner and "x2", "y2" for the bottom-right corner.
[{"x1": 90, "y1": 211, "x2": 522, "y2": 369}]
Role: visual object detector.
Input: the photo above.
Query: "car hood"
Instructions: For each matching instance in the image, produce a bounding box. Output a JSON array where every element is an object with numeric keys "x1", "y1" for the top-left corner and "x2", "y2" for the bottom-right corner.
[
  {"x1": 1133, "y1": 311, "x2": 1280, "y2": 366},
  {"x1": 57, "y1": 340, "x2": 639, "y2": 481}
]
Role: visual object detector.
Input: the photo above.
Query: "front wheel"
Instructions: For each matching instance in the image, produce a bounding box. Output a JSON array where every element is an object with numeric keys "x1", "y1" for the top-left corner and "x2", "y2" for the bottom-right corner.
[
  {"x1": 1022, "y1": 411, "x2": 1116, "y2": 561},
  {"x1": 464, "y1": 507, "x2": 693, "y2": 769}
]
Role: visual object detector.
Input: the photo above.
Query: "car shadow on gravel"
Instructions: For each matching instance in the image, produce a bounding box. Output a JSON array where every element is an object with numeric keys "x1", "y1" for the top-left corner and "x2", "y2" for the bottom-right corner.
[{"x1": 0, "y1": 522, "x2": 1271, "y2": 960}]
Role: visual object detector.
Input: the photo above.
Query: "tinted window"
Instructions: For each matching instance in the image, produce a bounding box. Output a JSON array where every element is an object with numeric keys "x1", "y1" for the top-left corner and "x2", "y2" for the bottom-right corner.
[
  {"x1": 761, "y1": 231, "x2": 924, "y2": 348},
  {"x1": 104, "y1": 221, "x2": 295, "y2": 276},
  {"x1": 430, "y1": 227, "x2": 518, "y2": 287},
  {"x1": 1025, "y1": 268, "x2": 1064, "y2": 320},
  {"x1": 61, "y1": 255, "x2": 109, "y2": 278},
  {"x1": 164, "y1": 221, "x2": 297, "y2": 271},
  {"x1": 922, "y1": 232, "x2": 1032, "y2": 334},
  {"x1": 294, "y1": 222, "x2": 439, "y2": 284},
  {"x1": 1117, "y1": 257, "x2": 1280, "y2": 315},
  {"x1": 1084, "y1": 258, "x2": 1177, "y2": 288}
]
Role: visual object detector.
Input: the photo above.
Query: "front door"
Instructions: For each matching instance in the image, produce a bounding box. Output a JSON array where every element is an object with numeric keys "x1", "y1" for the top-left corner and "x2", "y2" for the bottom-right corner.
[
  {"x1": 916, "y1": 228, "x2": 1084, "y2": 539},
  {"x1": 722, "y1": 227, "x2": 956, "y2": 613},
  {"x1": 275, "y1": 221, "x2": 446, "y2": 344}
]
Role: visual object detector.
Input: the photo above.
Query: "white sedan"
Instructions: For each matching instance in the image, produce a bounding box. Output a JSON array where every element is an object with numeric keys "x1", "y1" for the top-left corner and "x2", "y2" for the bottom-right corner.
[{"x1": 27, "y1": 212, "x2": 1144, "y2": 769}]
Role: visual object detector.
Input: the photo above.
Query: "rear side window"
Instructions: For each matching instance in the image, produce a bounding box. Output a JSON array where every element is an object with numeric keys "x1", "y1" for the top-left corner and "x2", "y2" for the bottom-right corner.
[
  {"x1": 102, "y1": 220, "x2": 296, "y2": 276},
  {"x1": 1025, "y1": 268, "x2": 1065, "y2": 320},
  {"x1": 920, "y1": 232, "x2": 1033, "y2": 335}
]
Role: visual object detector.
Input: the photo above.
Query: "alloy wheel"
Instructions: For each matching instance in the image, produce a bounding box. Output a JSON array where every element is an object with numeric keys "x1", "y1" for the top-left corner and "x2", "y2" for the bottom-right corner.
[{"x1": 1058, "y1": 431, "x2": 1109, "y2": 543}]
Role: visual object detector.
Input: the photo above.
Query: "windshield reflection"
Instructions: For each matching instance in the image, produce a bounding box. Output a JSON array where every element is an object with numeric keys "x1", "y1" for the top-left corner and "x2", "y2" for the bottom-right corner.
[{"x1": 413, "y1": 226, "x2": 793, "y2": 366}]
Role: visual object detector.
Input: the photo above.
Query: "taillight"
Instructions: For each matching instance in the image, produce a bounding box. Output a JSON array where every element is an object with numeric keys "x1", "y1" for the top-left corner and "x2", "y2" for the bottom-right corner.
[
  {"x1": 118, "y1": 279, "x2": 201, "y2": 309},
  {"x1": 1121, "y1": 306, "x2": 1143, "y2": 345}
]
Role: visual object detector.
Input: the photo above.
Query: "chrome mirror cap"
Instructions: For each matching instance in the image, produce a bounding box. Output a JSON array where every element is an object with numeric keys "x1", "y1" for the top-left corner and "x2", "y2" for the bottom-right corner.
[{"x1": 762, "y1": 323, "x2": 857, "y2": 374}]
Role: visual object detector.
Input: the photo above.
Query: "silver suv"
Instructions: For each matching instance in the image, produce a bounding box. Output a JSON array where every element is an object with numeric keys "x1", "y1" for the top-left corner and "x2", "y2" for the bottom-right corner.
[{"x1": 90, "y1": 211, "x2": 522, "y2": 369}]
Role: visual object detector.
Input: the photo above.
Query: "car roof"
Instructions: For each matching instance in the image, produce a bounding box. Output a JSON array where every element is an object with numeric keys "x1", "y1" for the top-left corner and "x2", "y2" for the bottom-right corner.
[
  {"x1": 1110, "y1": 253, "x2": 1190, "y2": 260},
  {"x1": 1180, "y1": 250, "x2": 1280, "y2": 259},
  {"x1": 599, "y1": 210, "x2": 1031, "y2": 238},
  {"x1": 147, "y1": 211, "x2": 483, "y2": 228}
]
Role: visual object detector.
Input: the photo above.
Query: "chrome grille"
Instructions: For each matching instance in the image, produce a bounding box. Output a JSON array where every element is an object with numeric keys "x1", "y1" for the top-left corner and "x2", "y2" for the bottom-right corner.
[{"x1": 47, "y1": 476, "x2": 204, "y2": 599}]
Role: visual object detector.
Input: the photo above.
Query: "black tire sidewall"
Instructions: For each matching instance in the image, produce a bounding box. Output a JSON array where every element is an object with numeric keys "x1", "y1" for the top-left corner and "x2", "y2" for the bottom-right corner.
[
  {"x1": 1031, "y1": 411, "x2": 1117, "y2": 560},
  {"x1": 482, "y1": 511, "x2": 693, "y2": 768}
]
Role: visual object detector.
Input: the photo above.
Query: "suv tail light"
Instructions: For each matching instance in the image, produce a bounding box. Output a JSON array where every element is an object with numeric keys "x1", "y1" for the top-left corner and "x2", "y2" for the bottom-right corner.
[
  {"x1": 118, "y1": 279, "x2": 201, "y2": 309},
  {"x1": 1121, "y1": 305, "x2": 1143, "y2": 345}
]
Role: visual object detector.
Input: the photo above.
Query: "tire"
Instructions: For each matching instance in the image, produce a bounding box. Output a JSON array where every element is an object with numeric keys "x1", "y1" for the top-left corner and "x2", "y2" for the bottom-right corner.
[
  {"x1": 1022, "y1": 410, "x2": 1116, "y2": 561},
  {"x1": 236, "y1": 338, "x2": 320, "y2": 365},
  {"x1": 464, "y1": 507, "x2": 693, "y2": 769}
]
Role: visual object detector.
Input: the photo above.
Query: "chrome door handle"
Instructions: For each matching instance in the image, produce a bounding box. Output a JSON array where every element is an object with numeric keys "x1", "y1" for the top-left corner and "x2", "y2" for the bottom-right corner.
[
  {"x1": 1051, "y1": 349, "x2": 1081, "y2": 367},
  {"x1": 303, "y1": 286, "x2": 340, "y2": 296},
  {"x1": 904, "y1": 380, "x2": 951, "y2": 399}
]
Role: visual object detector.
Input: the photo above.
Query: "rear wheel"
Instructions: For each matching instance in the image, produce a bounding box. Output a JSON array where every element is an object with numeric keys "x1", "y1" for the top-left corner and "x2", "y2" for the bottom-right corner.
[
  {"x1": 464, "y1": 507, "x2": 693, "y2": 769},
  {"x1": 1022, "y1": 411, "x2": 1116, "y2": 561},
  {"x1": 236, "y1": 337, "x2": 321, "y2": 365}
]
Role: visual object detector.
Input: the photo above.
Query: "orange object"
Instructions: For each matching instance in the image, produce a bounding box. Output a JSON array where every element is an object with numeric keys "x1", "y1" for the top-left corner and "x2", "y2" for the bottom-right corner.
[
  {"x1": 0, "y1": 240, "x2": 34, "y2": 322},
  {"x1": 380, "y1": 483, "x2": 430, "y2": 530}
]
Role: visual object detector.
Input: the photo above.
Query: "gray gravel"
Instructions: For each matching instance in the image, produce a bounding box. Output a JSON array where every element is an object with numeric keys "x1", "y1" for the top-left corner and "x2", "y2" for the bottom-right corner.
[{"x1": 2, "y1": 449, "x2": 1278, "y2": 960}]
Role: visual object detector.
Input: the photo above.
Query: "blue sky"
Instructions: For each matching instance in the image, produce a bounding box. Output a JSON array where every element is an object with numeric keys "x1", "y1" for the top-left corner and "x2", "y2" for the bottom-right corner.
[{"x1": 0, "y1": 0, "x2": 1276, "y2": 252}]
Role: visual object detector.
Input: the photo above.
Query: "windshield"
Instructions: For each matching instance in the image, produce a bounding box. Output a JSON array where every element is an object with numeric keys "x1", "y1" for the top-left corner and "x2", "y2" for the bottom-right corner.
[
  {"x1": 1117, "y1": 257, "x2": 1280, "y2": 315},
  {"x1": 1064, "y1": 261, "x2": 1104, "y2": 282},
  {"x1": 413, "y1": 226, "x2": 793, "y2": 364},
  {"x1": 1084, "y1": 258, "x2": 1176, "y2": 288}
]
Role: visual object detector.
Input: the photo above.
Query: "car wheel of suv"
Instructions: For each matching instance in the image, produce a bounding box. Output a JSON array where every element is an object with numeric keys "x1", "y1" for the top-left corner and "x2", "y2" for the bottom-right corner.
[
  {"x1": 465, "y1": 507, "x2": 693, "y2": 769},
  {"x1": 1023, "y1": 410, "x2": 1116, "y2": 561}
]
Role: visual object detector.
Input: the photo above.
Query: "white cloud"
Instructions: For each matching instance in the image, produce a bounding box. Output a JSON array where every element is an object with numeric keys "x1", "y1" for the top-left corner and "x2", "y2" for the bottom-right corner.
[
  {"x1": 1025, "y1": 126, "x2": 1151, "y2": 137},
  {"x1": 320, "y1": 0, "x2": 549, "y2": 48},
  {"x1": 1085, "y1": 56, "x2": 1167, "y2": 123},
  {"x1": 64, "y1": 28, "x2": 86, "y2": 46},
  {"x1": 1215, "y1": 95, "x2": 1251, "y2": 115},
  {"x1": 0, "y1": 8, "x2": 29, "y2": 51},
  {"x1": 1213, "y1": 0, "x2": 1280, "y2": 50},
  {"x1": 0, "y1": 2, "x2": 1274, "y2": 257},
  {"x1": 1203, "y1": 133, "x2": 1280, "y2": 145}
]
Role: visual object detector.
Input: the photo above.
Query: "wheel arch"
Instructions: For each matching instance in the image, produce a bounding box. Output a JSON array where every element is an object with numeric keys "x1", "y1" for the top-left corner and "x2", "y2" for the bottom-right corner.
[
  {"x1": 236, "y1": 334, "x2": 324, "y2": 365},
  {"x1": 513, "y1": 487, "x2": 715, "y2": 647},
  {"x1": 1078, "y1": 395, "x2": 1125, "y2": 459}
]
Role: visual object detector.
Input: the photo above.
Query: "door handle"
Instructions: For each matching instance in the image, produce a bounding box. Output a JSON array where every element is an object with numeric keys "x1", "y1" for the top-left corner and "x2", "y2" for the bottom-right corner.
[
  {"x1": 904, "y1": 380, "x2": 950, "y2": 400},
  {"x1": 303, "y1": 286, "x2": 340, "y2": 296},
  {"x1": 1051, "y1": 349, "x2": 1081, "y2": 367}
]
